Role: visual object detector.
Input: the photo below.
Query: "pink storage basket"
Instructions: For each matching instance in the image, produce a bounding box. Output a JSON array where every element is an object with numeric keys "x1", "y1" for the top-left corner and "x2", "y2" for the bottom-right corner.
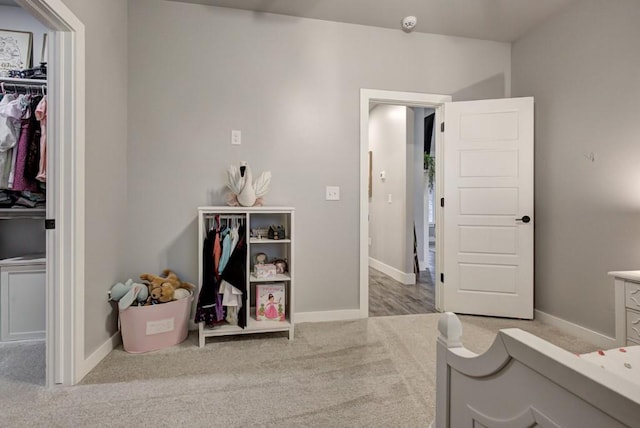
[{"x1": 119, "y1": 293, "x2": 193, "y2": 353}]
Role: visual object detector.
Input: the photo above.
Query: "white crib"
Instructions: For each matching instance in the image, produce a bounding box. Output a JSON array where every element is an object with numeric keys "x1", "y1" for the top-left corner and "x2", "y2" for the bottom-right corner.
[{"x1": 435, "y1": 312, "x2": 640, "y2": 427}]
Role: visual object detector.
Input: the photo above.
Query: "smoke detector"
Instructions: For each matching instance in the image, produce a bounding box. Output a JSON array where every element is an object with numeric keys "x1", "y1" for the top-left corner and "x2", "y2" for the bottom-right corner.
[{"x1": 401, "y1": 16, "x2": 417, "y2": 32}]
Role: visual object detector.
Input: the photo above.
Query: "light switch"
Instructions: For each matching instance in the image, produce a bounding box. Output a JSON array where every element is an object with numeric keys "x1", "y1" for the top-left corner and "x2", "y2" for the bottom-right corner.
[
  {"x1": 231, "y1": 130, "x2": 241, "y2": 145},
  {"x1": 387, "y1": 193, "x2": 392, "y2": 204},
  {"x1": 326, "y1": 186, "x2": 340, "y2": 201}
]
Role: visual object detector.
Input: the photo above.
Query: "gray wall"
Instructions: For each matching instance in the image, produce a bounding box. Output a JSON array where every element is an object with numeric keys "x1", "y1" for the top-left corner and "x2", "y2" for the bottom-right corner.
[
  {"x1": 413, "y1": 107, "x2": 434, "y2": 267},
  {"x1": 512, "y1": 0, "x2": 640, "y2": 336},
  {"x1": 59, "y1": 0, "x2": 129, "y2": 357},
  {"x1": 413, "y1": 107, "x2": 426, "y2": 265},
  {"x1": 126, "y1": 0, "x2": 510, "y2": 314}
]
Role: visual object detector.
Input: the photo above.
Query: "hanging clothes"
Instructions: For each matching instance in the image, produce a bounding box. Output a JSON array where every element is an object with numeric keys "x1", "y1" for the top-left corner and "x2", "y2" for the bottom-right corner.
[
  {"x1": 195, "y1": 218, "x2": 247, "y2": 328},
  {"x1": 12, "y1": 117, "x2": 40, "y2": 191},
  {"x1": 194, "y1": 227, "x2": 225, "y2": 326},
  {"x1": 24, "y1": 95, "x2": 43, "y2": 181},
  {"x1": 218, "y1": 230, "x2": 232, "y2": 273},
  {"x1": 34, "y1": 96, "x2": 47, "y2": 182},
  {"x1": 0, "y1": 94, "x2": 22, "y2": 189},
  {"x1": 220, "y1": 224, "x2": 247, "y2": 328},
  {"x1": 0, "y1": 92, "x2": 44, "y2": 191}
]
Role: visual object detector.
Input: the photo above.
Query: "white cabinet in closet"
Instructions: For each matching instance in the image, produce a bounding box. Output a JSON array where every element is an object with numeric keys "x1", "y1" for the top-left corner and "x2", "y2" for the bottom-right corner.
[
  {"x1": 0, "y1": 255, "x2": 46, "y2": 341},
  {"x1": 197, "y1": 206, "x2": 294, "y2": 347}
]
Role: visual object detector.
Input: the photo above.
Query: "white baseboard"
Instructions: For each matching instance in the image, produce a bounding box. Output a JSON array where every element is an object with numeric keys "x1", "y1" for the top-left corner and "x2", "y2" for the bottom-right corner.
[
  {"x1": 295, "y1": 309, "x2": 364, "y2": 323},
  {"x1": 369, "y1": 257, "x2": 416, "y2": 285},
  {"x1": 77, "y1": 331, "x2": 121, "y2": 381},
  {"x1": 535, "y1": 310, "x2": 616, "y2": 349}
]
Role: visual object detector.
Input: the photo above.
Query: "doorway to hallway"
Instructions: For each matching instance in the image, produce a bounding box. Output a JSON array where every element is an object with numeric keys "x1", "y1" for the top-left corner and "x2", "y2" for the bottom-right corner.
[{"x1": 367, "y1": 102, "x2": 438, "y2": 317}]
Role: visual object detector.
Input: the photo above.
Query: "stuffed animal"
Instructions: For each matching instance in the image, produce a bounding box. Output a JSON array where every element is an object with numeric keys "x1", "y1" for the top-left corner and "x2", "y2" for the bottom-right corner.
[
  {"x1": 140, "y1": 269, "x2": 195, "y2": 292},
  {"x1": 148, "y1": 283, "x2": 174, "y2": 304},
  {"x1": 173, "y1": 288, "x2": 191, "y2": 300},
  {"x1": 139, "y1": 269, "x2": 195, "y2": 304},
  {"x1": 109, "y1": 278, "x2": 149, "y2": 310}
]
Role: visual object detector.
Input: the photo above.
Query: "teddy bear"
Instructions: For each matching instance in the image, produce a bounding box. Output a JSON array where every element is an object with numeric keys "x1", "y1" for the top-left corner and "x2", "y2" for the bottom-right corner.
[
  {"x1": 147, "y1": 283, "x2": 175, "y2": 304},
  {"x1": 139, "y1": 269, "x2": 195, "y2": 304}
]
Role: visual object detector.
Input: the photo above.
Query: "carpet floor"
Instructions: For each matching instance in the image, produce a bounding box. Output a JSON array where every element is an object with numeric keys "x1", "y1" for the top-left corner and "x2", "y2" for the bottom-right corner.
[{"x1": 0, "y1": 314, "x2": 597, "y2": 427}]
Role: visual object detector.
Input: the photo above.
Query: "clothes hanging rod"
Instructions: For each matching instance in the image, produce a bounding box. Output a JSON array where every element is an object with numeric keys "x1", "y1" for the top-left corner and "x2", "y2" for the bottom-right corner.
[
  {"x1": 1, "y1": 82, "x2": 47, "y2": 90},
  {"x1": 0, "y1": 77, "x2": 47, "y2": 84},
  {"x1": 3, "y1": 83, "x2": 46, "y2": 88}
]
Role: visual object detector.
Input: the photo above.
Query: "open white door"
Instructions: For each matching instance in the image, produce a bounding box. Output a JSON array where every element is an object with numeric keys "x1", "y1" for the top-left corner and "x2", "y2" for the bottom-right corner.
[{"x1": 443, "y1": 97, "x2": 533, "y2": 319}]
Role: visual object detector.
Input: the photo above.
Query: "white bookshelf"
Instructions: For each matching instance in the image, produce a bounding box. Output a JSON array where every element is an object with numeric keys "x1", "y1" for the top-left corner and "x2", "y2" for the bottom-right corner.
[{"x1": 197, "y1": 206, "x2": 294, "y2": 347}]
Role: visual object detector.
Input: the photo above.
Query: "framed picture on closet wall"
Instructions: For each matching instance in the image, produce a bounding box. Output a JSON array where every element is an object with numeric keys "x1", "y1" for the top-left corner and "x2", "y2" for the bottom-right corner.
[
  {"x1": 0, "y1": 29, "x2": 33, "y2": 74},
  {"x1": 41, "y1": 33, "x2": 47, "y2": 64}
]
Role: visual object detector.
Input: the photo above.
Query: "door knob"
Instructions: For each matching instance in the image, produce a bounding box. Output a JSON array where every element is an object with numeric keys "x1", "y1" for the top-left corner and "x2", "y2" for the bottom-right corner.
[{"x1": 516, "y1": 215, "x2": 531, "y2": 223}]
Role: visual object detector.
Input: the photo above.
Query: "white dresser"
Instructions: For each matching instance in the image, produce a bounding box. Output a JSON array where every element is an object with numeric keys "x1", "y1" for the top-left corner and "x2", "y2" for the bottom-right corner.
[{"x1": 609, "y1": 271, "x2": 640, "y2": 347}]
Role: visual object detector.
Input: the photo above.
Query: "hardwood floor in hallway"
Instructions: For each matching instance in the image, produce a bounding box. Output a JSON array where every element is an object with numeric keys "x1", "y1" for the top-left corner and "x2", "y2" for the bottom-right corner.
[{"x1": 368, "y1": 267, "x2": 436, "y2": 317}]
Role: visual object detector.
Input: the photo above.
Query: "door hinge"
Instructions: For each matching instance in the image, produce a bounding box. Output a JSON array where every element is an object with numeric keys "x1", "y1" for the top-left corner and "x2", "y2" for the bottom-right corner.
[
  {"x1": 45, "y1": 219, "x2": 55, "y2": 230},
  {"x1": 440, "y1": 273, "x2": 444, "y2": 283},
  {"x1": 440, "y1": 198, "x2": 444, "y2": 207},
  {"x1": 440, "y1": 122, "x2": 445, "y2": 132}
]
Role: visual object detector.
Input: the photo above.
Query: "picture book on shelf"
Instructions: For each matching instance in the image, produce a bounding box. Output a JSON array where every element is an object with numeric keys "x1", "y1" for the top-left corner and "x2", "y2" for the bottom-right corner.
[{"x1": 256, "y1": 283, "x2": 285, "y2": 321}]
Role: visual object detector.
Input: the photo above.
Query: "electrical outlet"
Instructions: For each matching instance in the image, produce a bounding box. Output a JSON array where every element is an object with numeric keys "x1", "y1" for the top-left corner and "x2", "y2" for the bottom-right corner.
[{"x1": 326, "y1": 186, "x2": 340, "y2": 201}]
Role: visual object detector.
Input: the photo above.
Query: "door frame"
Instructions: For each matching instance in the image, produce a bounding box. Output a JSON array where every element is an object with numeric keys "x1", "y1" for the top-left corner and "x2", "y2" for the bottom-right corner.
[
  {"x1": 359, "y1": 89, "x2": 451, "y2": 317},
  {"x1": 17, "y1": 0, "x2": 85, "y2": 386}
]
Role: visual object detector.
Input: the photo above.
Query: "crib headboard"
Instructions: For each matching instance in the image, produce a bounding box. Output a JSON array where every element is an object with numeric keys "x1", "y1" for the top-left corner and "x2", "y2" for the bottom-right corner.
[{"x1": 435, "y1": 312, "x2": 640, "y2": 427}]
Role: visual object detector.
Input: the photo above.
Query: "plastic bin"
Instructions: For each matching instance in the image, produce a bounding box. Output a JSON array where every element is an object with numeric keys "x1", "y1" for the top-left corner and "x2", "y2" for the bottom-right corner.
[{"x1": 119, "y1": 293, "x2": 193, "y2": 353}]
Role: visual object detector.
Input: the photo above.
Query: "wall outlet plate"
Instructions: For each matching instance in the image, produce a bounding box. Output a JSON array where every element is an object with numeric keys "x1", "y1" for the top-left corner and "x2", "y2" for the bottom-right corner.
[
  {"x1": 231, "y1": 130, "x2": 241, "y2": 145},
  {"x1": 326, "y1": 186, "x2": 340, "y2": 201}
]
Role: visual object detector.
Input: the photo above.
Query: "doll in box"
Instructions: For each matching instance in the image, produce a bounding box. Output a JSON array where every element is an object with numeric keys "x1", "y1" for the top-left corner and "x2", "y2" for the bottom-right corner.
[{"x1": 264, "y1": 293, "x2": 280, "y2": 320}]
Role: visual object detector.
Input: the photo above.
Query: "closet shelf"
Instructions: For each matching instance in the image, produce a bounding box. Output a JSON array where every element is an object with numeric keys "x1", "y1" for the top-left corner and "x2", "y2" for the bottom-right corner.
[
  {"x1": 200, "y1": 317, "x2": 292, "y2": 338},
  {"x1": 250, "y1": 273, "x2": 291, "y2": 282},
  {"x1": 0, "y1": 208, "x2": 46, "y2": 219},
  {"x1": 250, "y1": 238, "x2": 291, "y2": 244}
]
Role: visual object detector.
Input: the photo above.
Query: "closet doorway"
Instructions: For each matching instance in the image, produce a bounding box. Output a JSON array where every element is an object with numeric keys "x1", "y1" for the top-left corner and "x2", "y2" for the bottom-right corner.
[
  {"x1": 359, "y1": 89, "x2": 450, "y2": 318},
  {"x1": 0, "y1": 0, "x2": 85, "y2": 387},
  {"x1": 0, "y1": 0, "x2": 50, "y2": 389}
]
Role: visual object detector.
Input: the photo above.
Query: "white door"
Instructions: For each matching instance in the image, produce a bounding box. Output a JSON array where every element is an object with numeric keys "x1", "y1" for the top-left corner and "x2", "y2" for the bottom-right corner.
[{"x1": 443, "y1": 97, "x2": 534, "y2": 319}]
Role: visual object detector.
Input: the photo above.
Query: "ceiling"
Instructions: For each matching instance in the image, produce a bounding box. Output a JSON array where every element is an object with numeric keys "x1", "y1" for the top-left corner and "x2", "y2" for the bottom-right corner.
[
  {"x1": 167, "y1": 0, "x2": 578, "y2": 42},
  {"x1": 1, "y1": 0, "x2": 578, "y2": 43}
]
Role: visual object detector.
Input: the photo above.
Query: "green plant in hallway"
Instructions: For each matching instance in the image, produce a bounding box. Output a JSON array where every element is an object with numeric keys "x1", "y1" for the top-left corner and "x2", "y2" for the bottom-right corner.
[{"x1": 424, "y1": 153, "x2": 435, "y2": 190}]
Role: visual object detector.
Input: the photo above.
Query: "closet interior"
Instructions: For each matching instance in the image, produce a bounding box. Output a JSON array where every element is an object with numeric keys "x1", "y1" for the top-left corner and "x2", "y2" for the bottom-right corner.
[
  {"x1": 0, "y1": 3, "x2": 50, "y2": 345},
  {"x1": 0, "y1": 77, "x2": 48, "y2": 342}
]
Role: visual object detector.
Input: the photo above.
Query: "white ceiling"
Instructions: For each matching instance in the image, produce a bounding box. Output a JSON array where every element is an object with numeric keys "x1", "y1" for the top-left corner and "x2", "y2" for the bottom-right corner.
[
  {"x1": 167, "y1": 0, "x2": 578, "y2": 42},
  {"x1": 1, "y1": 0, "x2": 578, "y2": 43}
]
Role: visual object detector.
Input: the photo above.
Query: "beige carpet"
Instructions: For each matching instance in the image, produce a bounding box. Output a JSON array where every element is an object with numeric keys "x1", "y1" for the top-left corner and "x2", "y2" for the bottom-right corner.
[{"x1": 0, "y1": 314, "x2": 597, "y2": 427}]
